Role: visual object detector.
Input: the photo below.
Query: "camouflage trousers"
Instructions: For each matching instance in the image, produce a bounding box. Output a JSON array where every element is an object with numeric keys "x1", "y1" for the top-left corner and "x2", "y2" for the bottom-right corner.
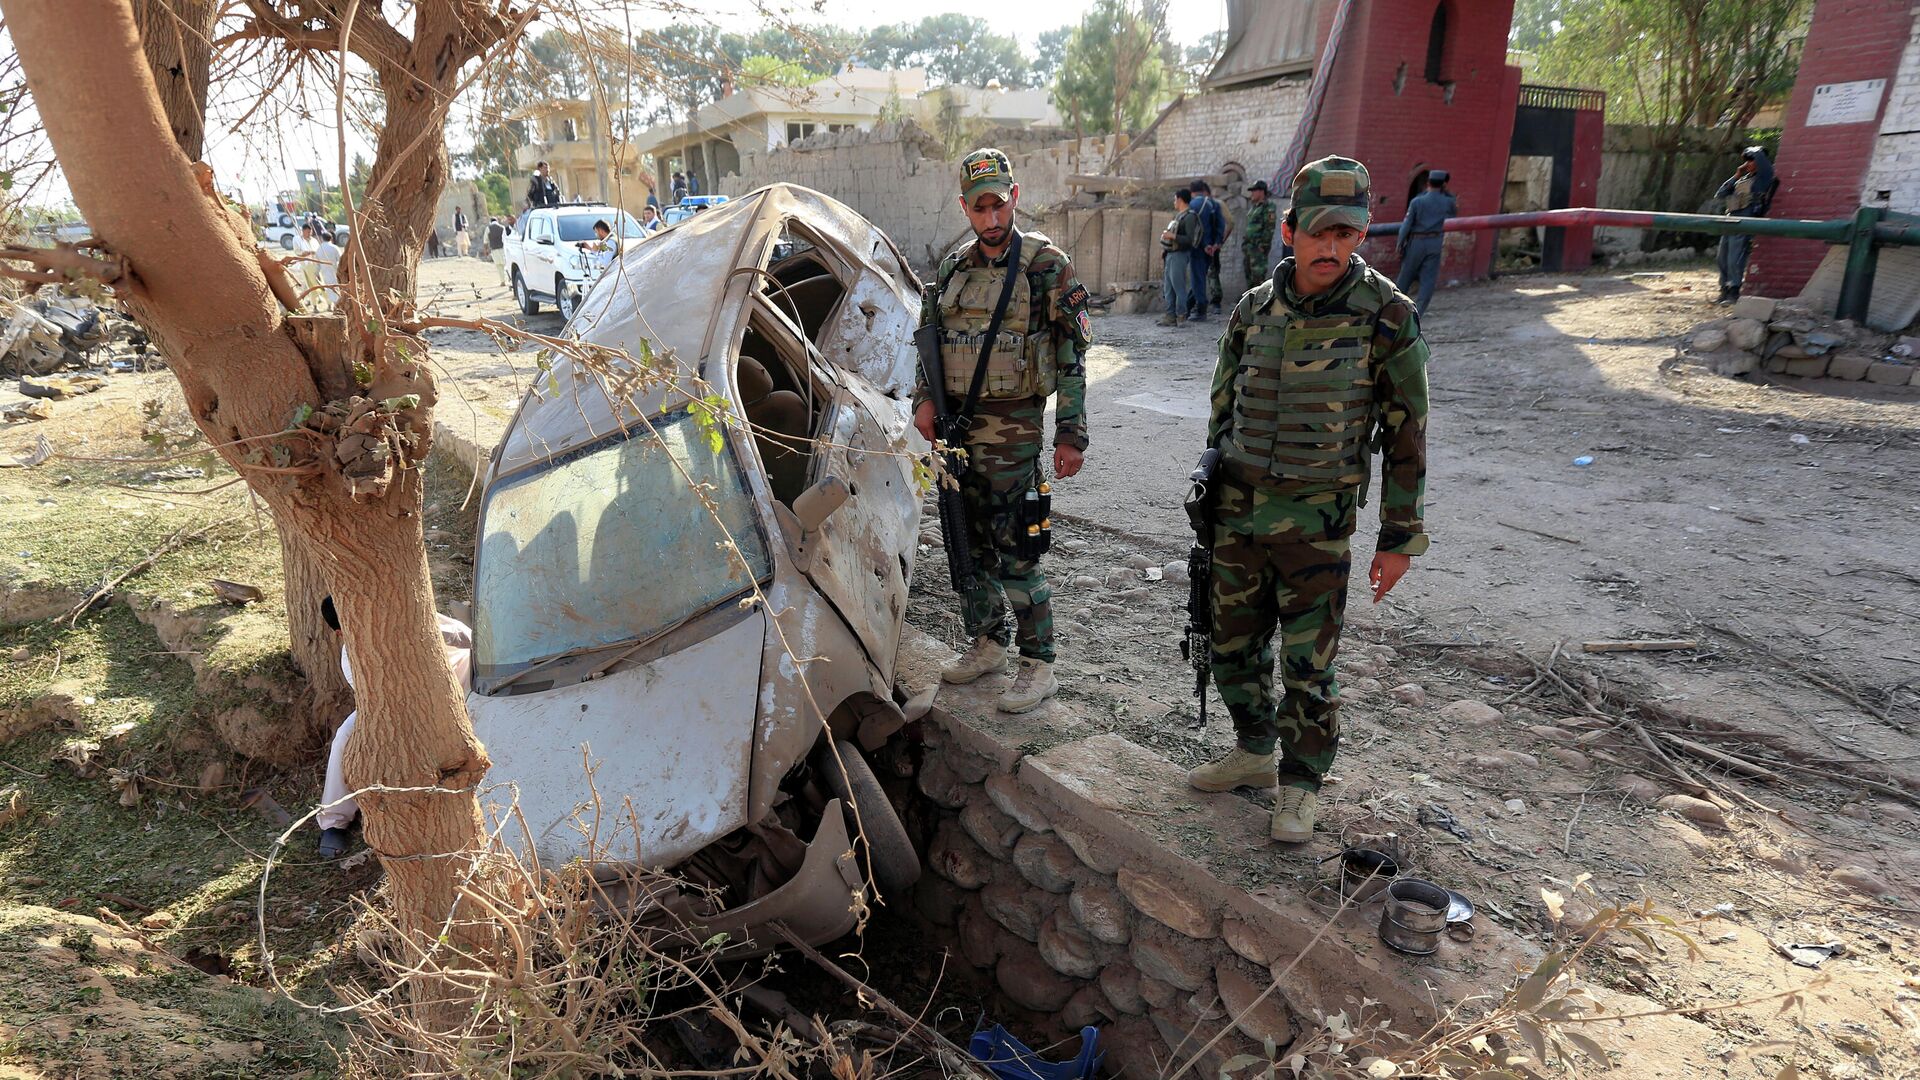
[
  {"x1": 957, "y1": 399, "x2": 1054, "y2": 663},
  {"x1": 1208, "y1": 524, "x2": 1352, "y2": 789},
  {"x1": 1243, "y1": 243, "x2": 1271, "y2": 291}
]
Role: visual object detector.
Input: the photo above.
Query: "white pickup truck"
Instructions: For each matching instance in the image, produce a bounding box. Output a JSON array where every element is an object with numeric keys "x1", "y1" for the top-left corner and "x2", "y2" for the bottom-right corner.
[{"x1": 504, "y1": 203, "x2": 648, "y2": 320}]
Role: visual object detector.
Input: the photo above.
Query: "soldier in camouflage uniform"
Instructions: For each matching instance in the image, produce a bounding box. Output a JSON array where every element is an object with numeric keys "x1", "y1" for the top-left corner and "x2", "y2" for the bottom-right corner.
[
  {"x1": 1188, "y1": 156, "x2": 1430, "y2": 844},
  {"x1": 1241, "y1": 179, "x2": 1276, "y2": 291},
  {"x1": 914, "y1": 148, "x2": 1093, "y2": 714}
]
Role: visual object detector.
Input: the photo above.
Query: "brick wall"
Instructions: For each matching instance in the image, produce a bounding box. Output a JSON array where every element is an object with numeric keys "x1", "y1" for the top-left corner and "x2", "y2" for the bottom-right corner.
[
  {"x1": 718, "y1": 123, "x2": 1117, "y2": 275},
  {"x1": 1313, "y1": 0, "x2": 1522, "y2": 283},
  {"x1": 1145, "y1": 80, "x2": 1311, "y2": 182},
  {"x1": 1752, "y1": 0, "x2": 1915, "y2": 297},
  {"x1": 1862, "y1": 11, "x2": 1920, "y2": 210}
]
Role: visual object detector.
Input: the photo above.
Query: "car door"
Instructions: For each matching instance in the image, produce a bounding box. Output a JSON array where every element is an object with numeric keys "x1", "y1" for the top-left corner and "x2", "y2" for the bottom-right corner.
[{"x1": 526, "y1": 213, "x2": 555, "y2": 291}]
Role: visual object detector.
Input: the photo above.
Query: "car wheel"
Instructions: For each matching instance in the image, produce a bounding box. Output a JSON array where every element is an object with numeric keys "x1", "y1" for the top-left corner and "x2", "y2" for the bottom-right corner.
[
  {"x1": 277, "y1": 212, "x2": 293, "y2": 227},
  {"x1": 822, "y1": 740, "x2": 920, "y2": 901},
  {"x1": 555, "y1": 275, "x2": 576, "y2": 321},
  {"x1": 513, "y1": 269, "x2": 538, "y2": 316}
]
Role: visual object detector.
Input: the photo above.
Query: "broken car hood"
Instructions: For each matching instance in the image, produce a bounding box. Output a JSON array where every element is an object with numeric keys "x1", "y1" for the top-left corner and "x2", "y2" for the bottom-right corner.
[{"x1": 469, "y1": 610, "x2": 764, "y2": 866}]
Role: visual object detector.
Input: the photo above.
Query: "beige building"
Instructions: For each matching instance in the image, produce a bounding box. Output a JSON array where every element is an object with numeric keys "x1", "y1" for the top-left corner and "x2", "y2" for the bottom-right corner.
[
  {"x1": 627, "y1": 66, "x2": 1059, "y2": 199},
  {"x1": 511, "y1": 99, "x2": 655, "y2": 215}
]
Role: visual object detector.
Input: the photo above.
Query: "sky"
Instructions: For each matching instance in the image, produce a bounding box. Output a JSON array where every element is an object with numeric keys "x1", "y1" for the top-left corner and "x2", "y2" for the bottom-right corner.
[{"x1": 27, "y1": 1, "x2": 1229, "y2": 210}]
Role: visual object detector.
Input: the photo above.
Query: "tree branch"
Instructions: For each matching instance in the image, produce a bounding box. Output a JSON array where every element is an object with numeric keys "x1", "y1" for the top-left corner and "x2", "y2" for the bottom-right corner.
[{"x1": 0, "y1": 241, "x2": 127, "y2": 287}]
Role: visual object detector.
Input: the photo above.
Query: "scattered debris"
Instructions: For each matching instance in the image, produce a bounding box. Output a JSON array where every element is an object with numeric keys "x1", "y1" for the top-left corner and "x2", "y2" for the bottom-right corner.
[
  {"x1": 1, "y1": 399, "x2": 53, "y2": 422},
  {"x1": 238, "y1": 786, "x2": 293, "y2": 826},
  {"x1": 0, "y1": 433, "x2": 53, "y2": 467},
  {"x1": 207, "y1": 579, "x2": 263, "y2": 606},
  {"x1": 141, "y1": 465, "x2": 206, "y2": 482},
  {"x1": 19, "y1": 373, "x2": 106, "y2": 400},
  {"x1": 0, "y1": 787, "x2": 27, "y2": 831},
  {"x1": 1777, "y1": 939, "x2": 1845, "y2": 968},
  {"x1": 1581, "y1": 638, "x2": 1698, "y2": 653}
]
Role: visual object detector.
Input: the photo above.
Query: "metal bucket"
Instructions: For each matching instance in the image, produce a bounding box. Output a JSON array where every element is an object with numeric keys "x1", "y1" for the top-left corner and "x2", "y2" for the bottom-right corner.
[
  {"x1": 1379, "y1": 878, "x2": 1449, "y2": 955},
  {"x1": 1338, "y1": 848, "x2": 1400, "y2": 903}
]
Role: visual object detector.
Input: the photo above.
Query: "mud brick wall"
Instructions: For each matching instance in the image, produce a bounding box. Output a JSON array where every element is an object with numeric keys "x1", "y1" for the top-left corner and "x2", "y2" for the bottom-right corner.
[
  {"x1": 718, "y1": 124, "x2": 1119, "y2": 275},
  {"x1": 903, "y1": 707, "x2": 1455, "y2": 1078}
]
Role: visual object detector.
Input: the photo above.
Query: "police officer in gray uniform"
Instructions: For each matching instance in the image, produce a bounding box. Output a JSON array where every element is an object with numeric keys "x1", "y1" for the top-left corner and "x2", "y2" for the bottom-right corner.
[{"x1": 1396, "y1": 170, "x2": 1456, "y2": 316}]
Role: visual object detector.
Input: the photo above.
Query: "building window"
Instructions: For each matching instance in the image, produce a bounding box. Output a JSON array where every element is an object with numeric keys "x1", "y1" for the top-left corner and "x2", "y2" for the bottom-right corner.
[
  {"x1": 1425, "y1": 2, "x2": 1450, "y2": 84},
  {"x1": 786, "y1": 121, "x2": 818, "y2": 143},
  {"x1": 827, "y1": 123, "x2": 856, "y2": 134},
  {"x1": 562, "y1": 118, "x2": 578, "y2": 141}
]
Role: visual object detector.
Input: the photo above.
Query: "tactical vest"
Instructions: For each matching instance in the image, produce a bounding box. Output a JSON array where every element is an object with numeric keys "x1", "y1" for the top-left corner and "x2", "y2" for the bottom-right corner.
[
  {"x1": 1726, "y1": 175, "x2": 1754, "y2": 215},
  {"x1": 935, "y1": 235, "x2": 1057, "y2": 401},
  {"x1": 1221, "y1": 276, "x2": 1386, "y2": 495}
]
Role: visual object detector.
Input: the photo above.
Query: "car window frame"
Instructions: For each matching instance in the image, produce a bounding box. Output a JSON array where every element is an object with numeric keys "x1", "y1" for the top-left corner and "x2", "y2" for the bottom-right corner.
[{"x1": 470, "y1": 407, "x2": 777, "y2": 692}]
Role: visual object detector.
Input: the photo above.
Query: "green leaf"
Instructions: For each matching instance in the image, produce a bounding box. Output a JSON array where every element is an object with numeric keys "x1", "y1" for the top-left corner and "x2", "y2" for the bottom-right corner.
[
  {"x1": 379, "y1": 394, "x2": 421, "y2": 411},
  {"x1": 1512, "y1": 1017, "x2": 1547, "y2": 1064},
  {"x1": 352, "y1": 361, "x2": 373, "y2": 386},
  {"x1": 1508, "y1": 951, "x2": 1567, "y2": 1012},
  {"x1": 702, "y1": 931, "x2": 730, "y2": 949},
  {"x1": 1562, "y1": 1031, "x2": 1609, "y2": 1064}
]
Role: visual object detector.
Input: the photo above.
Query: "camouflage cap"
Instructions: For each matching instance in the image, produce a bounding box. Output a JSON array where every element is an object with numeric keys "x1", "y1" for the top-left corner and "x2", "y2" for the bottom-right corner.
[
  {"x1": 1291, "y1": 155, "x2": 1371, "y2": 233},
  {"x1": 960, "y1": 147, "x2": 1014, "y2": 202}
]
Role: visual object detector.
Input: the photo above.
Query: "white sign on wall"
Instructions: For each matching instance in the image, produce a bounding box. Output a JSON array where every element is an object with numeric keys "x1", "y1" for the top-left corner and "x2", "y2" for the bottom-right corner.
[{"x1": 1807, "y1": 79, "x2": 1887, "y2": 127}]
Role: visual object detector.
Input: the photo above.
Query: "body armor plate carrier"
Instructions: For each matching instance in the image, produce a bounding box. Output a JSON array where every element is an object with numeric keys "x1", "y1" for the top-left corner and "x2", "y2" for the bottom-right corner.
[
  {"x1": 1221, "y1": 291, "x2": 1382, "y2": 495},
  {"x1": 936, "y1": 236, "x2": 1057, "y2": 401}
]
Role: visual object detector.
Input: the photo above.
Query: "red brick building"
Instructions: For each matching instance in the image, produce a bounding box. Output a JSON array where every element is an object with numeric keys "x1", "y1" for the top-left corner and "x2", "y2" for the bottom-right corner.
[
  {"x1": 1153, "y1": 0, "x2": 1601, "y2": 293},
  {"x1": 1752, "y1": 0, "x2": 1918, "y2": 298}
]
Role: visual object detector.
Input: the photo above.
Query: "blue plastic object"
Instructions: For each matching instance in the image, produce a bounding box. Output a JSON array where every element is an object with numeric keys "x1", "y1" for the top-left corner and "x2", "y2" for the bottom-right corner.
[
  {"x1": 1572, "y1": 455, "x2": 1594, "y2": 467},
  {"x1": 969, "y1": 1024, "x2": 1103, "y2": 1080}
]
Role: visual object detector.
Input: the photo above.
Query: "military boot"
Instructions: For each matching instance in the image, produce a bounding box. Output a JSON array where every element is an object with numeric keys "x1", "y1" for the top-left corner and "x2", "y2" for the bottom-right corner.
[
  {"x1": 1186, "y1": 747, "x2": 1277, "y2": 792},
  {"x1": 1270, "y1": 786, "x2": 1318, "y2": 844},
  {"x1": 998, "y1": 658, "x2": 1058, "y2": 713},
  {"x1": 941, "y1": 637, "x2": 1008, "y2": 685}
]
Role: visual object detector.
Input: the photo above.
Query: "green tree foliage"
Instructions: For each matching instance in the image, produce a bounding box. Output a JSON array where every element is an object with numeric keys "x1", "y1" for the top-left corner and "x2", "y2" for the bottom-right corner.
[
  {"x1": 480, "y1": 172, "x2": 512, "y2": 216},
  {"x1": 856, "y1": 15, "x2": 1032, "y2": 88},
  {"x1": 1530, "y1": 0, "x2": 1808, "y2": 137},
  {"x1": 1054, "y1": 0, "x2": 1169, "y2": 134},
  {"x1": 1031, "y1": 26, "x2": 1075, "y2": 86},
  {"x1": 739, "y1": 54, "x2": 824, "y2": 88},
  {"x1": 1509, "y1": 0, "x2": 1570, "y2": 51}
]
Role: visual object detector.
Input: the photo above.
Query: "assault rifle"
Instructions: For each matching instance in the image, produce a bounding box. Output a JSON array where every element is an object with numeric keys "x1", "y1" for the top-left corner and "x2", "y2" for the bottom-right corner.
[
  {"x1": 1181, "y1": 447, "x2": 1223, "y2": 726},
  {"x1": 914, "y1": 318, "x2": 975, "y2": 593}
]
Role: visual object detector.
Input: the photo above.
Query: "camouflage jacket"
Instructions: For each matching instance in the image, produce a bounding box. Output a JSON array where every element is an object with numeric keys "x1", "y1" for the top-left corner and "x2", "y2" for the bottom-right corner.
[
  {"x1": 1241, "y1": 199, "x2": 1276, "y2": 259},
  {"x1": 914, "y1": 231, "x2": 1092, "y2": 452},
  {"x1": 1206, "y1": 255, "x2": 1430, "y2": 556}
]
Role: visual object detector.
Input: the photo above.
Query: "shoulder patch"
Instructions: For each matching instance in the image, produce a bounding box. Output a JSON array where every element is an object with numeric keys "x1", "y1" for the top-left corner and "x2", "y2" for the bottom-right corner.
[{"x1": 1062, "y1": 281, "x2": 1090, "y2": 310}]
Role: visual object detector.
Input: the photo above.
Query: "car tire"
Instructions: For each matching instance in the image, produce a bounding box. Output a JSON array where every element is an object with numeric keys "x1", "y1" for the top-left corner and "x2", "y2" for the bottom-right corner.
[
  {"x1": 822, "y1": 740, "x2": 920, "y2": 901},
  {"x1": 277, "y1": 212, "x2": 293, "y2": 227},
  {"x1": 555, "y1": 274, "x2": 576, "y2": 321},
  {"x1": 513, "y1": 268, "x2": 538, "y2": 316}
]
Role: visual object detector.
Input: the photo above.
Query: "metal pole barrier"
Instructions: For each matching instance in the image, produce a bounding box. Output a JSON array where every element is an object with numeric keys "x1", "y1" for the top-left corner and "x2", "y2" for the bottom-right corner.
[{"x1": 1837, "y1": 207, "x2": 1884, "y2": 324}]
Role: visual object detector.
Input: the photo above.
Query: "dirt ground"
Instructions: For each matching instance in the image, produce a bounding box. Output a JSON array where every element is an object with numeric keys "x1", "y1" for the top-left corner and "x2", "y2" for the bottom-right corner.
[{"x1": 8, "y1": 253, "x2": 1920, "y2": 1077}]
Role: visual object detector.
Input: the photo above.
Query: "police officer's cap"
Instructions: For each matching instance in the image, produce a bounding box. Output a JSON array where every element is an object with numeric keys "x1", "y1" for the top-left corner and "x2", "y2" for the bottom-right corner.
[{"x1": 1428, "y1": 169, "x2": 1450, "y2": 184}]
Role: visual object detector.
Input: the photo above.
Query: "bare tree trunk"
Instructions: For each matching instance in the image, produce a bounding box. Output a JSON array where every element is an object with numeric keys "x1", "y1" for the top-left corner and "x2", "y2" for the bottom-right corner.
[
  {"x1": 4, "y1": 0, "x2": 490, "y2": 1023},
  {"x1": 130, "y1": 0, "x2": 214, "y2": 159},
  {"x1": 128, "y1": 0, "x2": 352, "y2": 743}
]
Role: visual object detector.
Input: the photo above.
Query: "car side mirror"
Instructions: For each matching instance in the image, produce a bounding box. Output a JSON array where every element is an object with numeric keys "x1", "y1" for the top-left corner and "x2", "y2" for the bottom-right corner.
[{"x1": 792, "y1": 475, "x2": 849, "y2": 534}]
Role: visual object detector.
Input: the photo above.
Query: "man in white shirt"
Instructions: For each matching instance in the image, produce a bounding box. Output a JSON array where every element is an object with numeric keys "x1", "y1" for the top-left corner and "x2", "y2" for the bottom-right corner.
[
  {"x1": 293, "y1": 222, "x2": 322, "y2": 309},
  {"x1": 315, "y1": 230, "x2": 343, "y2": 309}
]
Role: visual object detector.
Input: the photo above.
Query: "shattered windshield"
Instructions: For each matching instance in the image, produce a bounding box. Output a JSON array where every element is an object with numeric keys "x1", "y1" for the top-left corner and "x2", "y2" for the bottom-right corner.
[{"x1": 471, "y1": 411, "x2": 771, "y2": 692}]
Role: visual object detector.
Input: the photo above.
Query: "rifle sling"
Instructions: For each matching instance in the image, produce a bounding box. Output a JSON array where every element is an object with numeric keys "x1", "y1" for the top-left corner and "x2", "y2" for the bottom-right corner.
[{"x1": 952, "y1": 230, "x2": 1025, "y2": 435}]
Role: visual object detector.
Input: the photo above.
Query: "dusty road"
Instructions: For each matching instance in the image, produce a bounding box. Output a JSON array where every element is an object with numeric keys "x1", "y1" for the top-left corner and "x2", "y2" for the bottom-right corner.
[{"x1": 418, "y1": 254, "x2": 1920, "y2": 1073}]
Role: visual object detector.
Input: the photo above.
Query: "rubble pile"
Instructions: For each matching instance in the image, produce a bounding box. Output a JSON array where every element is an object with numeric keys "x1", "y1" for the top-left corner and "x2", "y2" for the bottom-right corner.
[
  {"x1": 1682, "y1": 295, "x2": 1915, "y2": 386},
  {"x1": 0, "y1": 286, "x2": 150, "y2": 379},
  {"x1": 1, "y1": 286, "x2": 153, "y2": 423}
]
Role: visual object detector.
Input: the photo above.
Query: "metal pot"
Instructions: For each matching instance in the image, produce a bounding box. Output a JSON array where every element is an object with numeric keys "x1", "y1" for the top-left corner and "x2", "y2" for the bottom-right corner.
[
  {"x1": 1379, "y1": 878, "x2": 1450, "y2": 955},
  {"x1": 1338, "y1": 847, "x2": 1400, "y2": 903}
]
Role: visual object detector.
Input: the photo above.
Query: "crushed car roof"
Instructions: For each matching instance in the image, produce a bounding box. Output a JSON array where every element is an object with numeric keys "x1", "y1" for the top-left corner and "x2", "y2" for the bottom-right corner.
[{"x1": 489, "y1": 184, "x2": 921, "y2": 480}]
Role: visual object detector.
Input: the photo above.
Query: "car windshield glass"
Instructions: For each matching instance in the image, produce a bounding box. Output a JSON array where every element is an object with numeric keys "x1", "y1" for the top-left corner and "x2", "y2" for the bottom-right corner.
[
  {"x1": 471, "y1": 411, "x2": 771, "y2": 691},
  {"x1": 554, "y1": 211, "x2": 642, "y2": 242}
]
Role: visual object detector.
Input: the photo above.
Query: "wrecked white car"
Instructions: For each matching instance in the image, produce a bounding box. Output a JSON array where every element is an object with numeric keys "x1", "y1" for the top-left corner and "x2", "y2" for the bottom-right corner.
[{"x1": 468, "y1": 184, "x2": 926, "y2": 950}]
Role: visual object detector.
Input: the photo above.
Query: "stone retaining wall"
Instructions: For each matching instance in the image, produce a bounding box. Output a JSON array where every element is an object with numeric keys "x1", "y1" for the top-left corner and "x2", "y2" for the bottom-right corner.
[{"x1": 893, "y1": 639, "x2": 1530, "y2": 1078}]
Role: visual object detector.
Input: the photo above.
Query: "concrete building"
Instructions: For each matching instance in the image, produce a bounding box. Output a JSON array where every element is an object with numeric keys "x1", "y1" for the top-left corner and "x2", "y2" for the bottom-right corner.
[
  {"x1": 628, "y1": 66, "x2": 1058, "y2": 200},
  {"x1": 512, "y1": 99, "x2": 654, "y2": 214},
  {"x1": 1753, "y1": 0, "x2": 1920, "y2": 307}
]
